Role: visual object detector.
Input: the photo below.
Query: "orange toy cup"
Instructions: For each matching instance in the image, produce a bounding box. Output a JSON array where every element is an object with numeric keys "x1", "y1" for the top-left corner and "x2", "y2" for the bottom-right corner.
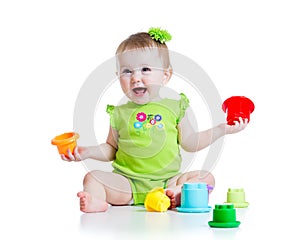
[
  {"x1": 51, "y1": 132, "x2": 79, "y2": 157},
  {"x1": 222, "y1": 96, "x2": 255, "y2": 125}
]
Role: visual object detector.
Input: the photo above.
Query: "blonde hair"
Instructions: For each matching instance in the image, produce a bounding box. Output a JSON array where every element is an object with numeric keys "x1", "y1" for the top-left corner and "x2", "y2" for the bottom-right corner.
[{"x1": 115, "y1": 32, "x2": 171, "y2": 69}]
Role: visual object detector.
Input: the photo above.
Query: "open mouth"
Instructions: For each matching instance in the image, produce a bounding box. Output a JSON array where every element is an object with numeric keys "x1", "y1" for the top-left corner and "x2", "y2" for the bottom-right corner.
[{"x1": 132, "y1": 87, "x2": 147, "y2": 96}]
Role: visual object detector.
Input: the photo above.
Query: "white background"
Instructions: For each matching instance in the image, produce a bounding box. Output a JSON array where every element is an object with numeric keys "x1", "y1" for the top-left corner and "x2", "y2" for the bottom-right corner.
[{"x1": 1, "y1": 0, "x2": 300, "y2": 239}]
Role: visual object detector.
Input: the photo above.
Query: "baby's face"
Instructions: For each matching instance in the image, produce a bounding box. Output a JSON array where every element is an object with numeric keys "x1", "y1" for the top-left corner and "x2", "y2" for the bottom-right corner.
[{"x1": 117, "y1": 48, "x2": 171, "y2": 104}]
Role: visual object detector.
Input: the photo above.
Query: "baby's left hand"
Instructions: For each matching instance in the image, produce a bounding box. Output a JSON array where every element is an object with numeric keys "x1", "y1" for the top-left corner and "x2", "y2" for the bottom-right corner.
[{"x1": 223, "y1": 117, "x2": 248, "y2": 134}]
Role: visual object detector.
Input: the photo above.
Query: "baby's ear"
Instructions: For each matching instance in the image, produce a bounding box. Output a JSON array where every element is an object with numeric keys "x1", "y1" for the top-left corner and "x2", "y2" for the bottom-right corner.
[{"x1": 163, "y1": 67, "x2": 172, "y2": 85}]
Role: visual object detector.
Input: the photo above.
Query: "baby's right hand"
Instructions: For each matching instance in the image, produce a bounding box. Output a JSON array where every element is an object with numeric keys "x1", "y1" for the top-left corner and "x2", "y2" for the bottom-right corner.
[{"x1": 61, "y1": 146, "x2": 86, "y2": 162}]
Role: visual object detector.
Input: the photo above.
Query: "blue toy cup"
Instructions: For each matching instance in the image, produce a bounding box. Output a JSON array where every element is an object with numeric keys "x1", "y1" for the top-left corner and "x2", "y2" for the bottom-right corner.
[{"x1": 181, "y1": 183, "x2": 208, "y2": 208}]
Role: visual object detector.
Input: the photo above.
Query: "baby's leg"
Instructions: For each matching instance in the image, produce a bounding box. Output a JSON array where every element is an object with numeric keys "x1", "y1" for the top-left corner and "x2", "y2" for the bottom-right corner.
[
  {"x1": 166, "y1": 170, "x2": 215, "y2": 208},
  {"x1": 176, "y1": 170, "x2": 215, "y2": 189},
  {"x1": 78, "y1": 170, "x2": 132, "y2": 213}
]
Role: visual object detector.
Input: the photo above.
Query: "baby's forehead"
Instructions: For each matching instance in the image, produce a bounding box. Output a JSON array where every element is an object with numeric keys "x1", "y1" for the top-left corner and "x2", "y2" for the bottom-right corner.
[{"x1": 116, "y1": 48, "x2": 165, "y2": 68}]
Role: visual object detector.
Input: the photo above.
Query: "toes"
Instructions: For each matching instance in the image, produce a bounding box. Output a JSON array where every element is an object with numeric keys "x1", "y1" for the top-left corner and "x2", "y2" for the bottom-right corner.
[
  {"x1": 165, "y1": 189, "x2": 174, "y2": 198},
  {"x1": 77, "y1": 191, "x2": 87, "y2": 198},
  {"x1": 77, "y1": 191, "x2": 83, "y2": 198},
  {"x1": 165, "y1": 190, "x2": 177, "y2": 209},
  {"x1": 169, "y1": 199, "x2": 176, "y2": 209}
]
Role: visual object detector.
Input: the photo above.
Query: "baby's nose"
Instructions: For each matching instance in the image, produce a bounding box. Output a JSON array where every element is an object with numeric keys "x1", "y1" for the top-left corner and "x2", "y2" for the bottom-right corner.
[{"x1": 131, "y1": 70, "x2": 142, "y2": 83}]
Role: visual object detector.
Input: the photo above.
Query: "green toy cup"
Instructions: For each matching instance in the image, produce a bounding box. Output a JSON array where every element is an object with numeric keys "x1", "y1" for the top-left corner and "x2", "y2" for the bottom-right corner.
[
  {"x1": 225, "y1": 188, "x2": 249, "y2": 208},
  {"x1": 213, "y1": 205, "x2": 236, "y2": 222},
  {"x1": 208, "y1": 204, "x2": 240, "y2": 228}
]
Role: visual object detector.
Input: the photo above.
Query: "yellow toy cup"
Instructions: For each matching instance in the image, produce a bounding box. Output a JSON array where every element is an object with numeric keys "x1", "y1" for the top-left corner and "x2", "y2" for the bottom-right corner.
[
  {"x1": 51, "y1": 132, "x2": 79, "y2": 157},
  {"x1": 144, "y1": 187, "x2": 170, "y2": 212}
]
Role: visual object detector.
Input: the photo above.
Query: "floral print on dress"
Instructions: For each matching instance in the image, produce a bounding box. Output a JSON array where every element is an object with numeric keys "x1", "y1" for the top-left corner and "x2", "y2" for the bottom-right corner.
[
  {"x1": 133, "y1": 111, "x2": 164, "y2": 131},
  {"x1": 154, "y1": 114, "x2": 162, "y2": 121},
  {"x1": 136, "y1": 112, "x2": 147, "y2": 122},
  {"x1": 134, "y1": 122, "x2": 143, "y2": 129},
  {"x1": 150, "y1": 119, "x2": 156, "y2": 125}
]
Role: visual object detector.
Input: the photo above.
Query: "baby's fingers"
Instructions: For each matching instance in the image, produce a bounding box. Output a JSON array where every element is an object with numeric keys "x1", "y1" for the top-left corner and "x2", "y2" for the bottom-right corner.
[
  {"x1": 233, "y1": 120, "x2": 240, "y2": 127},
  {"x1": 233, "y1": 117, "x2": 247, "y2": 131},
  {"x1": 67, "y1": 148, "x2": 76, "y2": 161},
  {"x1": 61, "y1": 154, "x2": 71, "y2": 162},
  {"x1": 228, "y1": 118, "x2": 247, "y2": 133},
  {"x1": 73, "y1": 147, "x2": 82, "y2": 161},
  {"x1": 238, "y1": 117, "x2": 248, "y2": 129}
]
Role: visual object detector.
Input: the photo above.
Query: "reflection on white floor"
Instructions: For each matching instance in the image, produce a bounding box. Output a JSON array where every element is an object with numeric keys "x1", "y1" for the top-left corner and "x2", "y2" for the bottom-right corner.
[{"x1": 79, "y1": 205, "x2": 248, "y2": 240}]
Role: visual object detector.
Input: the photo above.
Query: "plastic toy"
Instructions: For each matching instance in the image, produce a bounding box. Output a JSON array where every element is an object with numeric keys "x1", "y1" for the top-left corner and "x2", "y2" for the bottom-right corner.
[
  {"x1": 144, "y1": 187, "x2": 170, "y2": 212},
  {"x1": 51, "y1": 132, "x2": 79, "y2": 157},
  {"x1": 225, "y1": 188, "x2": 249, "y2": 208},
  {"x1": 176, "y1": 183, "x2": 211, "y2": 213},
  {"x1": 222, "y1": 96, "x2": 255, "y2": 125},
  {"x1": 208, "y1": 204, "x2": 241, "y2": 228}
]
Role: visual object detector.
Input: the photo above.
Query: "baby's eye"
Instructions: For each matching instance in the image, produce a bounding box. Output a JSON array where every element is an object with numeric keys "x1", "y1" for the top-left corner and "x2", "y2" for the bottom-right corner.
[
  {"x1": 122, "y1": 69, "x2": 132, "y2": 74},
  {"x1": 141, "y1": 67, "x2": 151, "y2": 73}
]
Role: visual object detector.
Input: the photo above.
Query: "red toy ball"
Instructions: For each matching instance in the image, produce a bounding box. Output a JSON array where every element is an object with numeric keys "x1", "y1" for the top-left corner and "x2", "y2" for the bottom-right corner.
[{"x1": 222, "y1": 96, "x2": 255, "y2": 125}]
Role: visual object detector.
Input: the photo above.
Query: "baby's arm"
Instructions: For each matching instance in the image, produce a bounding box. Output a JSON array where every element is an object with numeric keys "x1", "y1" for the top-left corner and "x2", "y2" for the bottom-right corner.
[
  {"x1": 178, "y1": 107, "x2": 247, "y2": 152},
  {"x1": 61, "y1": 126, "x2": 118, "y2": 162}
]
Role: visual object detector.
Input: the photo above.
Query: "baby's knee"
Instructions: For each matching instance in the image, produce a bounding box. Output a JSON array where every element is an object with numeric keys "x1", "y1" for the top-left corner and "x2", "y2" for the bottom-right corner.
[
  {"x1": 83, "y1": 170, "x2": 102, "y2": 185},
  {"x1": 197, "y1": 170, "x2": 215, "y2": 186}
]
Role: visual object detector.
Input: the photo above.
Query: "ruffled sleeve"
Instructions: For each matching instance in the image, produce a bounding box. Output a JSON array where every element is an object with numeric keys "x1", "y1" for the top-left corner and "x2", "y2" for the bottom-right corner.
[
  {"x1": 177, "y1": 93, "x2": 190, "y2": 123},
  {"x1": 106, "y1": 105, "x2": 118, "y2": 129},
  {"x1": 106, "y1": 105, "x2": 115, "y2": 115}
]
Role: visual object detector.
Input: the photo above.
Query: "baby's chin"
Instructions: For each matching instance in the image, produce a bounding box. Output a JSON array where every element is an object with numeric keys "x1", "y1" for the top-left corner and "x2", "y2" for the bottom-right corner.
[
  {"x1": 128, "y1": 92, "x2": 154, "y2": 105},
  {"x1": 130, "y1": 97, "x2": 151, "y2": 105}
]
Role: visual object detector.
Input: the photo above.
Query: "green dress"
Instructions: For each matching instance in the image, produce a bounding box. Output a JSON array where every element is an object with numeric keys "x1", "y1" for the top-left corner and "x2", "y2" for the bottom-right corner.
[{"x1": 106, "y1": 93, "x2": 189, "y2": 204}]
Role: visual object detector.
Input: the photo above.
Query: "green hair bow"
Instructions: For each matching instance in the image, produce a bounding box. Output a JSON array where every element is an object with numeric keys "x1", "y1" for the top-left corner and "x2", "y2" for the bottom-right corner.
[{"x1": 148, "y1": 27, "x2": 172, "y2": 44}]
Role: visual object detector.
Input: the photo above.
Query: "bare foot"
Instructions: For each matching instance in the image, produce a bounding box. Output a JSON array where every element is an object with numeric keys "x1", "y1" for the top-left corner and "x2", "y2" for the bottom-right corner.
[
  {"x1": 165, "y1": 189, "x2": 181, "y2": 209},
  {"x1": 77, "y1": 191, "x2": 109, "y2": 213}
]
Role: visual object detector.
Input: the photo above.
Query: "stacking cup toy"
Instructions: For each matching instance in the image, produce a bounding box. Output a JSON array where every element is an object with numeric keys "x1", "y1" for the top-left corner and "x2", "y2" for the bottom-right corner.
[
  {"x1": 222, "y1": 96, "x2": 255, "y2": 125},
  {"x1": 208, "y1": 204, "x2": 240, "y2": 228},
  {"x1": 176, "y1": 183, "x2": 211, "y2": 213},
  {"x1": 225, "y1": 188, "x2": 249, "y2": 208},
  {"x1": 51, "y1": 132, "x2": 79, "y2": 157},
  {"x1": 144, "y1": 187, "x2": 170, "y2": 212}
]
